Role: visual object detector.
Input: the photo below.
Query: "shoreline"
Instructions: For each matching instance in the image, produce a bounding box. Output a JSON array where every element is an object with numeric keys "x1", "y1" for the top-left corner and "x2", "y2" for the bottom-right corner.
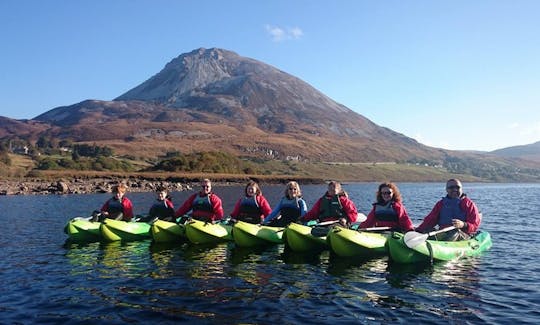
[{"x1": 0, "y1": 174, "x2": 325, "y2": 195}]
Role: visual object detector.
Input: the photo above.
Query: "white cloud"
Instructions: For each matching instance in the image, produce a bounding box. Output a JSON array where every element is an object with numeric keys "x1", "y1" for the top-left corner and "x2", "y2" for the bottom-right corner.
[
  {"x1": 506, "y1": 121, "x2": 540, "y2": 141},
  {"x1": 265, "y1": 25, "x2": 303, "y2": 42}
]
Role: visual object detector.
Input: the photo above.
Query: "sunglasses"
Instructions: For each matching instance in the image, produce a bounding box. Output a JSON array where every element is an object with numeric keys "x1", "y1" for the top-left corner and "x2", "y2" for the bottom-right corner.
[
  {"x1": 446, "y1": 185, "x2": 461, "y2": 190},
  {"x1": 381, "y1": 191, "x2": 392, "y2": 195},
  {"x1": 288, "y1": 187, "x2": 297, "y2": 190}
]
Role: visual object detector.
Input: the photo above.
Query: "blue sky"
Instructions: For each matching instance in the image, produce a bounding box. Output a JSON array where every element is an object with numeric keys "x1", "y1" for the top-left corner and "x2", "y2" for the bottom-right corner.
[{"x1": 1, "y1": 1, "x2": 539, "y2": 152}]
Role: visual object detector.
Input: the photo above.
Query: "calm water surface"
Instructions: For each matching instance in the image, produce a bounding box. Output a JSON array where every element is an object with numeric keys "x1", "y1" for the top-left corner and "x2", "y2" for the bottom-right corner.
[{"x1": 1, "y1": 183, "x2": 539, "y2": 324}]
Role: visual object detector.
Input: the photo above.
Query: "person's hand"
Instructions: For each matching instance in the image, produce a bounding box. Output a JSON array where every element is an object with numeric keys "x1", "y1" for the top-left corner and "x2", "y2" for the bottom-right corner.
[
  {"x1": 452, "y1": 219, "x2": 465, "y2": 229},
  {"x1": 339, "y1": 218, "x2": 348, "y2": 227}
]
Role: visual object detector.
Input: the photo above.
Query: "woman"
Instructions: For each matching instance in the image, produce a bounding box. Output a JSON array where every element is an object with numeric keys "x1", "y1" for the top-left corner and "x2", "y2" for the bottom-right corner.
[
  {"x1": 99, "y1": 183, "x2": 134, "y2": 221},
  {"x1": 230, "y1": 180, "x2": 272, "y2": 224},
  {"x1": 359, "y1": 182, "x2": 414, "y2": 232},
  {"x1": 264, "y1": 181, "x2": 307, "y2": 227},
  {"x1": 175, "y1": 178, "x2": 224, "y2": 223},
  {"x1": 301, "y1": 181, "x2": 358, "y2": 226}
]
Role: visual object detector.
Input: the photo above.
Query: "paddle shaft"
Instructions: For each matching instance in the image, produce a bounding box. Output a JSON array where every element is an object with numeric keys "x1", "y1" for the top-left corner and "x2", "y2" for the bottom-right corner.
[
  {"x1": 427, "y1": 226, "x2": 456, "y2": 236},
  {"x1": 359, "y1": 226, "x2": 391, "y2": 231},
  {"x1": 316, "y1": 220, "x2": 341, "y2": 227},
  {"x1": 404, "y1": 226, "x2": 457, "y2": 249}
]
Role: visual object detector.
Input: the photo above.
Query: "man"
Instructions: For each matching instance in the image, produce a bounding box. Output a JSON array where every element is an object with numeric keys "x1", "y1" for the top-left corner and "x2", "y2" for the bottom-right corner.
[
  {"x1": 175, "y1": 179, "x2": 224, "y2": 222},
  {"x1": 416, "y1": 179, "x2": 481, "y2": 241}
]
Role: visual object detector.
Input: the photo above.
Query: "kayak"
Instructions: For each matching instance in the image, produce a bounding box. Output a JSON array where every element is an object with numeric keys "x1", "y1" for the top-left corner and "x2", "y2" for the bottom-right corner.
[
  {"x1": 184, "y1": 219, "x2": 233, "y2": 244},
  {"x1": 100, "y1": 219, "x2": 152, "y2": 242},
  {"x1": 232, "y1": 221, "x2": 285, "y2": 247},
  {"x1": 327, "y1": 226, "x2": 390, "y2": 257},
  {"x1": 285, "y1": 222, "x2": 330, "y2": 252},
  {"x1": 388, "y1": 231, "x2": 492, "y2": 263},
  {"x1": 64, "y1": 217, "x2": 101, "y2": 241},
  {"x1": 151, "y1": 219, "x2": 186, "y2": 242}
]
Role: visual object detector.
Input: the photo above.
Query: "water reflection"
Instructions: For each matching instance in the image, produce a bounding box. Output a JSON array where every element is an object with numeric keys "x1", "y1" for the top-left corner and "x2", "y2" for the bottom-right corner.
[
  {"x1": 327, "y1": 254, "x2": 388, "y2": 277},
  {"x1": 64, "y1": 241, "x2": 102, "y2": 275},
  {"x1": 181, "y1": 243, "x2": 229, "y2": 280},
  {"x1": 97, "y1": 240, "x2": 152, "y2": 278},
  {"x1": 281, "y1": 247, "x2": 329, "y2": 265},
  {"x1": 384, "y1": 258, "x2": 484, "y2": 322},
  {"x1": 228, "y1": 244, "x2": 282, "y2": 265}
]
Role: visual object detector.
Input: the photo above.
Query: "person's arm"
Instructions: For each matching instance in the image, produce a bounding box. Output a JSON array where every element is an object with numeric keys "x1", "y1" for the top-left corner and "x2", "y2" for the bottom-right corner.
[
  {"x1": 299, "y1": 199, "x2": 308, "y2": 218},
  {"x1": 229, "y1": 198, "x2": 242, "y2": 218},
  {"x1": 461, "y1": 198, "x2": 481, "y2": 234},
  {"x1": 394, "y1": 202, "x2": 414, "y2": 232},
  {"x1": 210, "y1": 195, "x2": 224, "y2": 221},
  {"x1": 264, "y1": 199, "x2": 283, "y2": 224},
  {"x1": 122, "y1": 198, "x2": 134, "y2": 220},
  {"x1": 302, "y1": 198, "x2": 322, "y2": 222},
  {"x1": 340, "y1": 196, "x2": 358, "y2": 223},
  {"x1": 258, "y1": 195, "x2": 272, "y2": 219},
  {"x1": 416, "y1": 201, "x2": 442, "y2": 232},
  {"x1": 174, "y1": 193, "x2": 196, "y2": 217},
  {"x1": 165, "y1": 199, "x2": 175, "y2": 218},
  {"x1": 359, "y1": 206, "x2": 376, "y2": 228}
]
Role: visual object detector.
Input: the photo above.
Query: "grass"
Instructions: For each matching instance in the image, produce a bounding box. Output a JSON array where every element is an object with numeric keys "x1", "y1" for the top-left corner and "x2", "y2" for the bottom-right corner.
[{"x1": 8, "y1": 158, "x2": 481, "y2": 184}]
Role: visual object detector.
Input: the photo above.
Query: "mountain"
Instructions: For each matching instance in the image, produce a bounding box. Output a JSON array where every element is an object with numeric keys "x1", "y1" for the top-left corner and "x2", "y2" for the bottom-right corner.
[
  {"x1": 491, "y1": 141, "x2": 540, "y2": 163},
  {"x1": 32, "y1": 47, "x2": 445, "y2": 162}
]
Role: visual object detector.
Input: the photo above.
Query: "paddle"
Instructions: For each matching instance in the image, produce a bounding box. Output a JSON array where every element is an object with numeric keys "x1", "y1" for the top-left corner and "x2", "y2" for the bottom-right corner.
[
  {"x1": 356, "y1": 212, "x2": 367, "y2": 223},
  {"x1": 358, "y1": 226, "x2": 391, "y2": 231},
  {"x1": 404, "y1": 226, "x2": 456, "y2": 248},
  {"x1": 306, "y1": 219, "x2": 341, "y2": 227}
]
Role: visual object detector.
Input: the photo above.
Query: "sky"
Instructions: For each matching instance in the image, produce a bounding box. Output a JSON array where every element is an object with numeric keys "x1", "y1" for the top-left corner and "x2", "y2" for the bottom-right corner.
[{"x1": 1, "y1": 1, "x2": 539, "y2": 152}]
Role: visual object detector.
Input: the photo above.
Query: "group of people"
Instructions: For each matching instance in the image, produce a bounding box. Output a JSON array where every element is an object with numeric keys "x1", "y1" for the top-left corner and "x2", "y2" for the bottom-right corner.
[{"x1": 96, "y1": 178, "x2": 482, "y2": 241}]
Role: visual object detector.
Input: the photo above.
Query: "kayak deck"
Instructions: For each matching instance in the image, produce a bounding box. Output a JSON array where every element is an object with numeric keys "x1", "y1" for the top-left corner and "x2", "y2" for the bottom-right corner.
[
  {"x1": 100, "y1": 219, "x2": 151, "y2": 242},
  {"x1": 64, "y1": 217, "x2": 101, "y2": 241},
  {"x1": 328, "y1": 226, "x2": 390, "y2": 257},
  {"x1": 285, "y1": 222, "x2": 329, "y2": 252},
  {"x1": 232, "y1": 221, "x2": 284, "y2": 247},
  {"x1": 388, "y1": 231, "x2": 492, "y2": 263},
  {"x1": 185, "y1": 219, "x2": 233, "y2": 244},
  {"x1": 151, "y1": 219, "x2": 186, "y2": 242}
]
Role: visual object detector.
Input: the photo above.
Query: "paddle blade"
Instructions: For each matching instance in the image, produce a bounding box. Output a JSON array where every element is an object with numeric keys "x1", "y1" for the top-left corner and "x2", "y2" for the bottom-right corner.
[
  {"x1": 356, "y1": 213, "x2": 367, "y2": 223},
  {"x1": 404, "y1": 231, "x2": 429, "y2": 248}
]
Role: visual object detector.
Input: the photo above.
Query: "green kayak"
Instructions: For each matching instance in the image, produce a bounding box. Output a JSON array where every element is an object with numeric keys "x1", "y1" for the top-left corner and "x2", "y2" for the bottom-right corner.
[
  {"x1": 232, "y1": 221, "x2": 285, "y2": 247},
  {"x1": 285, "y1": 222, "x2": 330, "y2": 252},
  {"x1": 185, "y1": 219, "x2": 233, "y2": 244},
  {"x1": 64, "y1": 217, "x2": 101, "y2": 241},
  {"x1": 327, "y1": 226, "x2": 390, "y2": 257},
  {"x1": 388, "y1": 231, "x2": 492, "y2": 263},
  {"x1": 100, "y1": 219, "x2": 151, "y2": 242},
  {"x1": 151, "y1": 219, "x2": 186, "y2": 242}
]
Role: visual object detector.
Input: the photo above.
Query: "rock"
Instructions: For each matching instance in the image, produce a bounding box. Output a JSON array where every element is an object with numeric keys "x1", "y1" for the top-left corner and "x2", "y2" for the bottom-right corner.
[{"x1": 57, "y1": 181, "x2": 69, "y2": 193}]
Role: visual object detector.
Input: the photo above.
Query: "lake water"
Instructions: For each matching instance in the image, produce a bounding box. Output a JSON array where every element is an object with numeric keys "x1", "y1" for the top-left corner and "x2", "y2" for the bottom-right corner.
[{"x1": 1, "y1": 182, "x2": 539, "y2": 324}]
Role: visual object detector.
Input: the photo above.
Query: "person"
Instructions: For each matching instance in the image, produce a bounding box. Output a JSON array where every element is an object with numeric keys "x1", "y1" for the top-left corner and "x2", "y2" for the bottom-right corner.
[
  {"x1": 301, "y1": 180, "x2": 359, "y2": 227},
  {"x1": 97, "y1": 183, "x2": 134, "y2": 222},
  {"x1": 148, "y1": 186, "x2": 175, "y2": 221},
  {"x1": 416, "y1": 178, "x2": 481, "y2": 241},
  {"x1": 174, "y1": 178, "x2": 224, "y2": 223},
  {"x1": 263, "y1": 181, "x2": 308, "y2": 227},
  {"x1": 230, "y1": 180, "x2": 272, "y2": 224},
  {"x1": 359, "y1": 182, "x2": 414, "y2": 232}
]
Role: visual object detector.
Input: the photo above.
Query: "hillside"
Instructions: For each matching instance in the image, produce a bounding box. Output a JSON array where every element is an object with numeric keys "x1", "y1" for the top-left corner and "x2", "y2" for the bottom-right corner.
[
  {"x1": 491, "y1": 141, "x2": 540, "y2": 163},
  {"x1": 1, "y1": 47, "x2": 539, "y2": 182},
  {"x1": 32, "y1": 48, "x2": 445, "y2": 163}
]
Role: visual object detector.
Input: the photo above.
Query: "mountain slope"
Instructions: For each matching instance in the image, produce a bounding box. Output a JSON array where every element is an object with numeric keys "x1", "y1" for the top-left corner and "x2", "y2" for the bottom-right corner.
[
  {"x1": 32, "y1": 47, "x2": 444, "y2": 162},
  {"x1": 491, "y1": 141, "x2": 540, "y2": 162}
]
